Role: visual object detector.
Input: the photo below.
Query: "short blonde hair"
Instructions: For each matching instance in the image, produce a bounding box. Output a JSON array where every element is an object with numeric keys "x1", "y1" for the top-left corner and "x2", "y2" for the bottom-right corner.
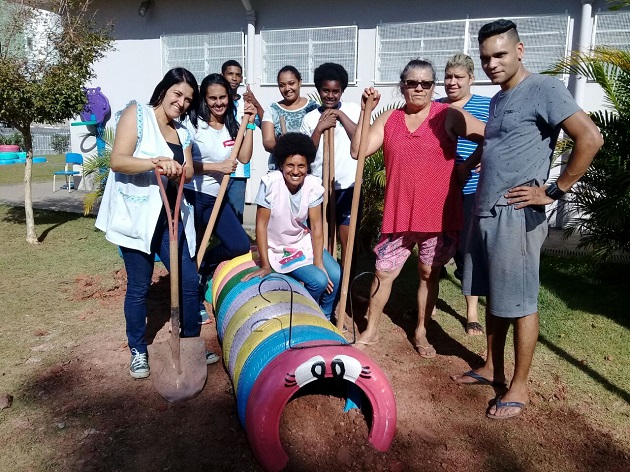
[{"x1": 445, "y1": 53, "x2": 474, "y2": 77}]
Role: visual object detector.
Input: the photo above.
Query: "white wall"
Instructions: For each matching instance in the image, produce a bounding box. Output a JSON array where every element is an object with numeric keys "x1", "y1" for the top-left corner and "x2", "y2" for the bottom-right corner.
[{"x1": 81, "y1": 0, "x2": 616, "y2": 211}]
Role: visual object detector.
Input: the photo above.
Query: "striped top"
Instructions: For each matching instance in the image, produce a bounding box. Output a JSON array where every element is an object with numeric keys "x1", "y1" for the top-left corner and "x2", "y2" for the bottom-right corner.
[{"x1": 440, "y1": 94, "x2": 491, "y2": 195}]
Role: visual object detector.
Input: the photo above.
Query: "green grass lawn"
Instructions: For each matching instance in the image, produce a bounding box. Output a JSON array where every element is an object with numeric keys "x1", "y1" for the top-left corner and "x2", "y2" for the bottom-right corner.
[
  {"x1": 354, "y1": 249, "x2": 630, "y2": 433},
  {"x1": 0, "y1": 154, "x2": 66, "y2": 185},
  {"x1": 0, "y1": 205, "x2": 628, "y2": 470}
]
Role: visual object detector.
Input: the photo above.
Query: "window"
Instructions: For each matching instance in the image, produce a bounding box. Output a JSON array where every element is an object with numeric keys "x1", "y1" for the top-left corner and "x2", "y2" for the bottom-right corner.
[
  {"x1": 161, "y1": 32, "x2": 245, "y2": 83},
  {"x1": 376, "y1": 21, "x2": 467, "y2": 83},
  {"x1": 468, "y1": 16, "x2": 570, "y2": 78},
  {"x1": 376, "y1": 15, "x2": 570, "y2": 83},
  {"x1": 261, "y1": 26, "x2": 357, "y2": 85},
  {"x1": 593, "y1": 11, "x2": 630, "y2": 50}
]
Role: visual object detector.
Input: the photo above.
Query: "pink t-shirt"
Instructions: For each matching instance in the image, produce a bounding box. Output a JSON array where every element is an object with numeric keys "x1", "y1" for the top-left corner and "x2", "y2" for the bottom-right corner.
[
  {"x1": 258, "y1": 172, "x2": 324, "y2": 273},
  {"x1": 381, "y1": 103, "x2": 462, "y2": 234}
]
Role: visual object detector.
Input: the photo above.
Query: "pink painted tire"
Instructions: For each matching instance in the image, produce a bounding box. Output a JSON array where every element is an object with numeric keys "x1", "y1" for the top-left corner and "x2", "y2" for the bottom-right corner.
[
  {"x1": 245, "y1": 342, "x2": 397, "y2": 471},
  {"x1": 216, "y1": 259, "x2": 257, "y2": 298}
]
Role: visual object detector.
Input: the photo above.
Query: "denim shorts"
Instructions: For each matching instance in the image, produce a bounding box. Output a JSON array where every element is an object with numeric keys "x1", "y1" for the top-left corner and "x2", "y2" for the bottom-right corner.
[
  {"x1": 335, "y1": 186, "x2": 363, "y2": 227},
  {"x1": 462, "y1": 203, "x2": 548, "y2": 318}
]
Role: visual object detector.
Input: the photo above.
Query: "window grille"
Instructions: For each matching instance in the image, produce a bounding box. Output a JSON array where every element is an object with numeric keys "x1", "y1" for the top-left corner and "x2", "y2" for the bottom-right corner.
[
  {"x1": 261, "y1": 26, "x2": 357, "y2": 85},
  {"x1": 593, "y1": 11, "x2": 630, "y2": 50},
  {"x1": 468, "y1": 16, "x2": 570, "y2": 78},
  {"x1": 376, "y1": 15, "x2": 569, "y2": 83},
  {"x1": 161, "y1": 32, "x2": 245, "y2": 83},
  {"x1": 376, "y1": 21, "x2": 467, "y2": 83}
]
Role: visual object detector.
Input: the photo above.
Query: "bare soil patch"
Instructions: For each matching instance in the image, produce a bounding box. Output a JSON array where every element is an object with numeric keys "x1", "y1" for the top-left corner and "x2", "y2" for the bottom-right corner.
[{"x1": 4, "y1": 267, "x2": 629, "y2": 472}]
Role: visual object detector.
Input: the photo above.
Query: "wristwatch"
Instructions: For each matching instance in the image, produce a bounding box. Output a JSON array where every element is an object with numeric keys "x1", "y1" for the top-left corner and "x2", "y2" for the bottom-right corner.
[{"x1": 545, "y1": 182, "x2": 566, "y2": 200}]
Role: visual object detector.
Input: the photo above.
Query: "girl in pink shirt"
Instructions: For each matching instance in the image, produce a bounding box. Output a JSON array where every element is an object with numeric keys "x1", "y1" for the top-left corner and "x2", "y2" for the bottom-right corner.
[{"x1": 243, "y1": 133, "x2": 341, "y2": 321}]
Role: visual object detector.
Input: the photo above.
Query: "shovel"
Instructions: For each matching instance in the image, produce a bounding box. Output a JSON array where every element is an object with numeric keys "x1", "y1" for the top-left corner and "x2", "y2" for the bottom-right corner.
[
  {"x1": 149, "y1": 168, "x2": 207, "y2": 403},
  {"x1": 336, "y1": 96, "x2": 375, "y2": 331}
]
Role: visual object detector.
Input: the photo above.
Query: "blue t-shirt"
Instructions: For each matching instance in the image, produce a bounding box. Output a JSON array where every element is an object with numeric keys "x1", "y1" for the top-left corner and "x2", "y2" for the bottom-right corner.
[{"x1": 475, "y1": 74, "x2": 581, "y2": 216}]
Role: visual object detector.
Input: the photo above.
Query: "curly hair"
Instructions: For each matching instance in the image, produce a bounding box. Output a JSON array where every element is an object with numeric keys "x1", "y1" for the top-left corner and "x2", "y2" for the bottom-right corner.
[
  {"x1": 314, "y1": 62, "x2": 349, "y2": 91},
  {"x1": 273, "y1": 132, "x2": 317, "y2": 172}
]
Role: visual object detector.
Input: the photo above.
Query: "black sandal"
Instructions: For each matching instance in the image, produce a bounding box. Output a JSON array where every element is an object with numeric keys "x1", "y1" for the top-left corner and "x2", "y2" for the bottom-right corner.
[{"x1": 466, "y1": 321, "x2": 485, "y2": 335}]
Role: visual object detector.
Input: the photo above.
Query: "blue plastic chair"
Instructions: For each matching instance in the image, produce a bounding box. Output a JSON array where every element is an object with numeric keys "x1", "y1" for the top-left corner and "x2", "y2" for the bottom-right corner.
[{"x1": 53, "y1": 152, "x2": 83, "y2": 192}]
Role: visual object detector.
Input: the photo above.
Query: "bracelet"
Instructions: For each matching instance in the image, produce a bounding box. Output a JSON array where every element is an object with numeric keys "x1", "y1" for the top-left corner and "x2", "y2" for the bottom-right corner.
[
  {"x1": 545, "y1": 182, "x2": 566, "y2": 200},
  {"x1": 246, "y1": 123, "x2": 256, "y2": 130}
]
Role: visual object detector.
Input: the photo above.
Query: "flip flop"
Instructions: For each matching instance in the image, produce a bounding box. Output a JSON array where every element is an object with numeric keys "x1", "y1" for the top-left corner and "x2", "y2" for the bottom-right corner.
[
  {"x1": 466, "y1": 321, "x2": 484, "y2": 335},
  {"x1": 451, "y1": 370, "x2": 506, "y2": 387},
  {"x1": 414, "y1": 343, "x2": 436, "y2": 359},
  {"x1": 486, "y1": 396, "x2": 525, "y2": 420},
  {"x1": 355, "y1": 339, "x2": 378, "y2": 350}
]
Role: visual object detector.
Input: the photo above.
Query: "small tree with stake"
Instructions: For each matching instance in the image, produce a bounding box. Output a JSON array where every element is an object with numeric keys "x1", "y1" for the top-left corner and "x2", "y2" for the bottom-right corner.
[{"x1": 0, "y1": 0, "x2": 113, "y2": 244}]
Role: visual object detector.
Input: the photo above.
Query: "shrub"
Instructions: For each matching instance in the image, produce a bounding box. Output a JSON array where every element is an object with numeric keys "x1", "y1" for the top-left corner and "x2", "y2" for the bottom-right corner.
[
  {"x1": 0, "y1": 132, "x2": 24, "y2": 149},
  {"x1": 51, "y1": 133, "x2": 70, "y2": 154}
]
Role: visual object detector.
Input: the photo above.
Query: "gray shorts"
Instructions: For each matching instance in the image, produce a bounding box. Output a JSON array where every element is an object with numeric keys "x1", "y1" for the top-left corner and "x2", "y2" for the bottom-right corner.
[{"x1": 462, "y1": 203, "x2": 548, "y2": 318}]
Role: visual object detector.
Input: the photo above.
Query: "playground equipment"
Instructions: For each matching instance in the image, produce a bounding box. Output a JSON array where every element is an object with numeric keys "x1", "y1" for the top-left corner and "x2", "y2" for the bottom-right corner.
[
  {"x1": 210, "y1": 252, "x2": 397, "y2": 472},
  {"x1": 72, "y1": 86, "x2": 111, "y2": 155}
]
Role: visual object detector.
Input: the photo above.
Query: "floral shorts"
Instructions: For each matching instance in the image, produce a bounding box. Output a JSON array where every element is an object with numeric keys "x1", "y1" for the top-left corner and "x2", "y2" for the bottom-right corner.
[{"x1": 374, "y1": 231, "x2": 459, "y2": 272}]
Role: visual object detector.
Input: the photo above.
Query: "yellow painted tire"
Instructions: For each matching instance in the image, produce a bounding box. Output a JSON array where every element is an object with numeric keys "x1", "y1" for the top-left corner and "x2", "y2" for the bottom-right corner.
[
  {"x1": 222, "y1": 292, "x2": 322, "y2": 367},
  {"x1": 232, "y1": 313, "x2": 342, "y2": 390},
  {"x1": 212, "y1": 252, "x2": 253, "y2": 304}
]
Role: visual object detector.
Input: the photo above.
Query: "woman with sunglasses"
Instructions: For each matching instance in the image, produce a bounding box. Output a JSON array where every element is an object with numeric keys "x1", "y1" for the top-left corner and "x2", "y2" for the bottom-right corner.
[{"x1": 350, "y1": 59, "x2": 485, "y2": 357}]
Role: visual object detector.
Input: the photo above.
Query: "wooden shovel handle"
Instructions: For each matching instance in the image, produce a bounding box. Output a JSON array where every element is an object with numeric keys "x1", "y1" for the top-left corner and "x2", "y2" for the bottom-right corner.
[
  {"x1": 196, "y1": 119, "x2": 249, "y2": 269},
  {"x1": 279, "y1": 115, "x2": 287, "y2": 135},
  {"x1": 322, "y1": 128, "x2": 330, "y2": 252},
  {"x1": 328, "y1": 129, "x2": 337, "y2": 259},
  {"x1": 155, "y1": 169, "x2": 186, "y2": 357},
  {"x1": 336, "y1": 96, "x2": 375, "y2": 331}
]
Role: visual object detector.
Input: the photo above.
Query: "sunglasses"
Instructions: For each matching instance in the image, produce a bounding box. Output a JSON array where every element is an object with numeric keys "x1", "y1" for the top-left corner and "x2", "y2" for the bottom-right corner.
[{"x1": 403, "y1": 80, "x2": 435, "y2": 90}]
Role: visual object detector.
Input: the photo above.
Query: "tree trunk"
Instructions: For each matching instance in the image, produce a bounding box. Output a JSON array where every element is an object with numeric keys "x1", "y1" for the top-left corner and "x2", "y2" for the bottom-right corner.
[{"x1": 22, "y1": 128, "x2": 39, "y2": 244}]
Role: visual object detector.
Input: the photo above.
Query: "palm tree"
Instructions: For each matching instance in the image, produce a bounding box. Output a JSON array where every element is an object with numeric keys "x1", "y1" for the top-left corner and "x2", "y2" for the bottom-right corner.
[
  {"x1": 547, "y1": 47, "x2": 630, "y2": 260},
  {"x1": 82, "y1": 126, "x2": 114, "y2": 215}
]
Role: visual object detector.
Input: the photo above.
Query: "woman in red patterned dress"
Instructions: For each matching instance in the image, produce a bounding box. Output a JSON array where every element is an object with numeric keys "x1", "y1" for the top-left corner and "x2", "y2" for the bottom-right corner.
[{"x1": 350, "y1": 59, "x2": 485, "y2": 357}]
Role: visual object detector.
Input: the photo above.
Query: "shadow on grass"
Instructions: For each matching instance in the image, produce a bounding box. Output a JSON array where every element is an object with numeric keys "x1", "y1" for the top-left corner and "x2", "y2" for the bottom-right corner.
[
  {"x1": 538, "y1": 333, "x2": 630, "y2": 404},
  {"x1": 2, "y1": 206, "x2": 84, "y2": 242},
  {"x1": 540, "y1": 256, "x2": 630, "y2": 330}
]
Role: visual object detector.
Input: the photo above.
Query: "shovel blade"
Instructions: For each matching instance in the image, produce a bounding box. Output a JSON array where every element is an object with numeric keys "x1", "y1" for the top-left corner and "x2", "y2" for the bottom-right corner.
[{"x1": 148, "y1": 337, "x2": 207, "y2": 403}]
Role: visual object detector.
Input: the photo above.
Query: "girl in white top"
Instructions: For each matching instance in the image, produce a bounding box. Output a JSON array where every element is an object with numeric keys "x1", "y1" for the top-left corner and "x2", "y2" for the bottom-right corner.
[
  {"x1": 262, "y1": 65, "x2": 318, "y2": 170},
  {"x1": 184, "y1": 74, "x2": 254, "y2": 300},
  {"x1": 95, "y1": 68, "x2": 200, "y2": 379},
  {"x1": 243, "y1": 133, "x2": 341, "y2": 321}
]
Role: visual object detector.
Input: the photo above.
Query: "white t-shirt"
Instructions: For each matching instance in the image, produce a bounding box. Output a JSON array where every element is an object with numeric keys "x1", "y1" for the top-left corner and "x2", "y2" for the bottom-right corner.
[
  {"x1": 185, "y1": 120, "x2": 234, "y2": 196},
  {"x1": 300, "y1": 101, "x2": 361, "y2": 190}
]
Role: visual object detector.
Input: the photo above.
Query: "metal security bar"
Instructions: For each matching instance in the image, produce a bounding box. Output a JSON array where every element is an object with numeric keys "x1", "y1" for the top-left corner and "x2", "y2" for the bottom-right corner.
[
  {"x1": 377, "y1": 15, "x2": 570, "y2": 84},
  {"x1": 593, "y1": 11, "x2": 630, "y2": 50},
  {"x1": 261, "y1": 26, "x2": 358, "y2": 85},
  {"x1": 161, "y1": 32, "x2": 245, "y2": 83}
]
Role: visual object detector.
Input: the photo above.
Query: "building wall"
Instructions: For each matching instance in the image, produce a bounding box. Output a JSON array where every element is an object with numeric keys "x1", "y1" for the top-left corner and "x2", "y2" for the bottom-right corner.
[{"x1": 82, "y1": 0, "x2": 616, "y2": 213}]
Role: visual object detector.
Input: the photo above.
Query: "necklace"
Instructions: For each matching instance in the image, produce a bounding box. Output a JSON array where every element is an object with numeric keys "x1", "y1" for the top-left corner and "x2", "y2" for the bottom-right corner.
[{"x1": 492, "y1": 71, "x2": 528, "y2": 118}]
